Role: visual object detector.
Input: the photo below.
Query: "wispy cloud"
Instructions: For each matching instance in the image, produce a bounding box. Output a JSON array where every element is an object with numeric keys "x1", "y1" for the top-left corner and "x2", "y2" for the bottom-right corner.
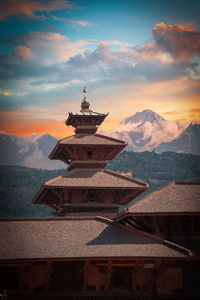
[
  {"x1": 52, "y1": 15, "x2": 94, "y2": 28},
  {"x1": 0, "y1": 91, "x2": 27, "y2": 96},
  {"x1": 0, "y1": 31, "x2": 88, "y2": 63},
  {"x1": 0, "y1": 0, "x2": 73, "y2": 20},
  {"x1": 69, "y1": 19, "x2": 93, "y2": 27},
  {"x1": 163, "y1": 111, "x2": 179, "y2": 116}
]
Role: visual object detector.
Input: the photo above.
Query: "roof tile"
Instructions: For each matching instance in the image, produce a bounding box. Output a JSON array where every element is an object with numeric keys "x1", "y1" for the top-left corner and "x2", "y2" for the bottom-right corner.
[
  {"x1": 127, "y1": 182, "x2": 200, "y2": 214},
  {"x1": 0, "y1": 219, "x2": 190, "y2": 260}
]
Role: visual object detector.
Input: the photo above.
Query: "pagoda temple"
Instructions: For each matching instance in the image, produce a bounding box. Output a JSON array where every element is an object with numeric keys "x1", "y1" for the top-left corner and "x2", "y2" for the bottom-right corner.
[{"x1": 32, "y1": 87, "x2": 148, "y2": 217}]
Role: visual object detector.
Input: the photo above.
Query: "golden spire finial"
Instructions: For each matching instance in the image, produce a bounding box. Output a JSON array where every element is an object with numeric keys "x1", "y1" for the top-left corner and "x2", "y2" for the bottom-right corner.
[
  {"x1": 81, "y1": 86, "x2": 91, "y2": 112},
  {"x1": 83, "y1": 86, "x2": 87, "y2": 101}
]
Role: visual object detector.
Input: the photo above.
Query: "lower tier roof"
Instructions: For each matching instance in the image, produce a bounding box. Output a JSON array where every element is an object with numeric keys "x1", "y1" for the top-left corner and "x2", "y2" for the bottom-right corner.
[
  {"x1": 32, "y1": 169, "x2": 149, "y2": 208},
  {"x1": 0, "y1": 218, "x2": 191, "y2": 261}
]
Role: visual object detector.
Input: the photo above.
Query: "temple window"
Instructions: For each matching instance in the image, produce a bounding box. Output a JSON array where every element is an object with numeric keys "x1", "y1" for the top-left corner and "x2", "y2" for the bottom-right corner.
[
  {"x1": 88, "y1": 192, "x2": 95, "y2": 201},
  {"x1": 87, "y1": 150, "x2": 93, "y2": 158}
]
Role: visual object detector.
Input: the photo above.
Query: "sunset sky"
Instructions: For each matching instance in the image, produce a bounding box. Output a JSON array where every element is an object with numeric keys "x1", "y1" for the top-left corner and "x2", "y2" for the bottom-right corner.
[{"x1": 0, "y1": 0, "x2": 200, "y2": 138}]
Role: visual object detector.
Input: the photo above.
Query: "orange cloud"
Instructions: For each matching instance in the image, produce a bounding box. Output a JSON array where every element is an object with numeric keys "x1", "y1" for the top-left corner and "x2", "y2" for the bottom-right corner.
[
  {"x1": 190, "y1": 108, "x2": 200, "y2": 113},
  {"x1": 177, "y1": 118, "x2": 187, "y2": 122},
  {"x1": 162, "y1": 108, "x2": 200, "y2": 122},
  {"x1": 0, "y1": 91, "x2": 10, "y2": 96},
  {"x1": 153, "y1": 22, "x2": 200, "y2": 61},
  {"x1": 189, "y1": 108, "x2": 200, "y2": 121},
  {"x1": 163, "y1": 111, "x2": 179, "y2": 116},
  {"x1": 0, "y1": 0, "x2": 72, "y2": 20},
  {"x1": 14, "y1": 45, "x2": 33, "y2": 60}
]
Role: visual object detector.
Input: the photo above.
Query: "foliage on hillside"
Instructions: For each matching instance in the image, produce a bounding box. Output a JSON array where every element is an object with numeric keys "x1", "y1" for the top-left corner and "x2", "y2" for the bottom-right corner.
[
  {"x1": 107, "y1": 151, "x2": 200, "y2": 208},
  {"x1": 0, "y1": 151, "x2": 200, "y2": 218},
  {"x1": 0, "y1": 166, "x2": 65, "y2": 218}
]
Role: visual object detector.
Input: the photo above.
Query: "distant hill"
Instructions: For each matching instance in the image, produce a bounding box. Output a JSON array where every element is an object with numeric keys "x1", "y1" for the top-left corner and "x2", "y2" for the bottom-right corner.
[
  {"x1": 108, "y1": 151, "x2": 200, "y2": 206},
  {"x1": 0, "y1": 151, "x2": 199, "y2": 218},
  {"x1": 0, "y1": 166, "x2": 65, "y2": 218}
]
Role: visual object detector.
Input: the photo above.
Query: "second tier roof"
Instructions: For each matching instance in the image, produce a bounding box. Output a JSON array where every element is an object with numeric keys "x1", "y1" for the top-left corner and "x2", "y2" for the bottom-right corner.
[
  {"x1": 49, "y1": 133, "x2": 127, "y2": 163},
  {"x1": 57, "y1": 133, "x2": 126, "y2": 146}
]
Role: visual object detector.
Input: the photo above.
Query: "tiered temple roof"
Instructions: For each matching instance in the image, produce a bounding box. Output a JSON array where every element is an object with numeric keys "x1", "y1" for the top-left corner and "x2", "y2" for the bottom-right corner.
[{"x1": 32, "y1": 88, "x2": 148, "y2": 216}]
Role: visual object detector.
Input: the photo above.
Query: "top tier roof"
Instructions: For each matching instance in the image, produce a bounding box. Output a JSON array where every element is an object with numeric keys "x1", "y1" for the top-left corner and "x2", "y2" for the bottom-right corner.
[
  {"x1": 66, "y1": 87, "x2": 108, "y2": 129},
  {"x1": 66, "y1": 111, "x2": 108, "y2": 128},
  {"x1": 57, "y1": 133, "x2": 126, "y2": 146}
]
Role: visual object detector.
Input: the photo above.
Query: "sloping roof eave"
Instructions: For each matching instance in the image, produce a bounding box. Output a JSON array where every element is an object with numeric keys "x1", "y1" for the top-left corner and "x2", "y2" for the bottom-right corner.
[
  {"x1": 124, "y1": 182, "x2": 200, "y2": 214},
  {"x1": 0, "y1": 218, "x2": 192, "y2": 261}
]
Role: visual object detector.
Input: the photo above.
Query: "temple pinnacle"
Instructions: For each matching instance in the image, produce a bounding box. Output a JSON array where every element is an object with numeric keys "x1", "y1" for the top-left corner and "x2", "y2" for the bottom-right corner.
[
  {"x1": 81, "y1": 86, "x2": 91, "y2": 112},
  {"x1": 83, "y1": 86, "x2": 87, "y2": 95}
]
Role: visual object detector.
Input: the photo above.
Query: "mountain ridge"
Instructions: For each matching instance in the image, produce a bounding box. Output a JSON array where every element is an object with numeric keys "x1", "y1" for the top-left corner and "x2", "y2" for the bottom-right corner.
[{"x1": 120, "y1": 109, "x2": 165, "y2": 125}]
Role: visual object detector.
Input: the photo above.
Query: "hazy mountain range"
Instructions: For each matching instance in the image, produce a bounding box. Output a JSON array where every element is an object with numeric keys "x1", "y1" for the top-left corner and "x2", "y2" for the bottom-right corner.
[
  {"x1": 0, "y1": 131, "x2": 65, "y2": 169},
  {"x1": 0, "y1": 110, "x2": 199, "y2": 169}
]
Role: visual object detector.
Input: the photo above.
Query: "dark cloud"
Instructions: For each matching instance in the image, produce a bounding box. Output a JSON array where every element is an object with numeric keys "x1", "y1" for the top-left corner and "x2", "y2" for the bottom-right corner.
[
  {"x1": 153, "y1": 22, "x2": 200, "y2": 61},
  {"x1": 0, "y1": 0, "x2": 72, "y2": 20}
]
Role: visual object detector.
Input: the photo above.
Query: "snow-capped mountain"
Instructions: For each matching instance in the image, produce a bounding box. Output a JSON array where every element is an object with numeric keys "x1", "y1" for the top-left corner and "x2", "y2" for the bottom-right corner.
[
  {"x1": 101, "y1": 110, "x2": 200, "y2": 154},
  {"x1": 0, "y1": 131, "x2": 65, "y2": 169}
]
